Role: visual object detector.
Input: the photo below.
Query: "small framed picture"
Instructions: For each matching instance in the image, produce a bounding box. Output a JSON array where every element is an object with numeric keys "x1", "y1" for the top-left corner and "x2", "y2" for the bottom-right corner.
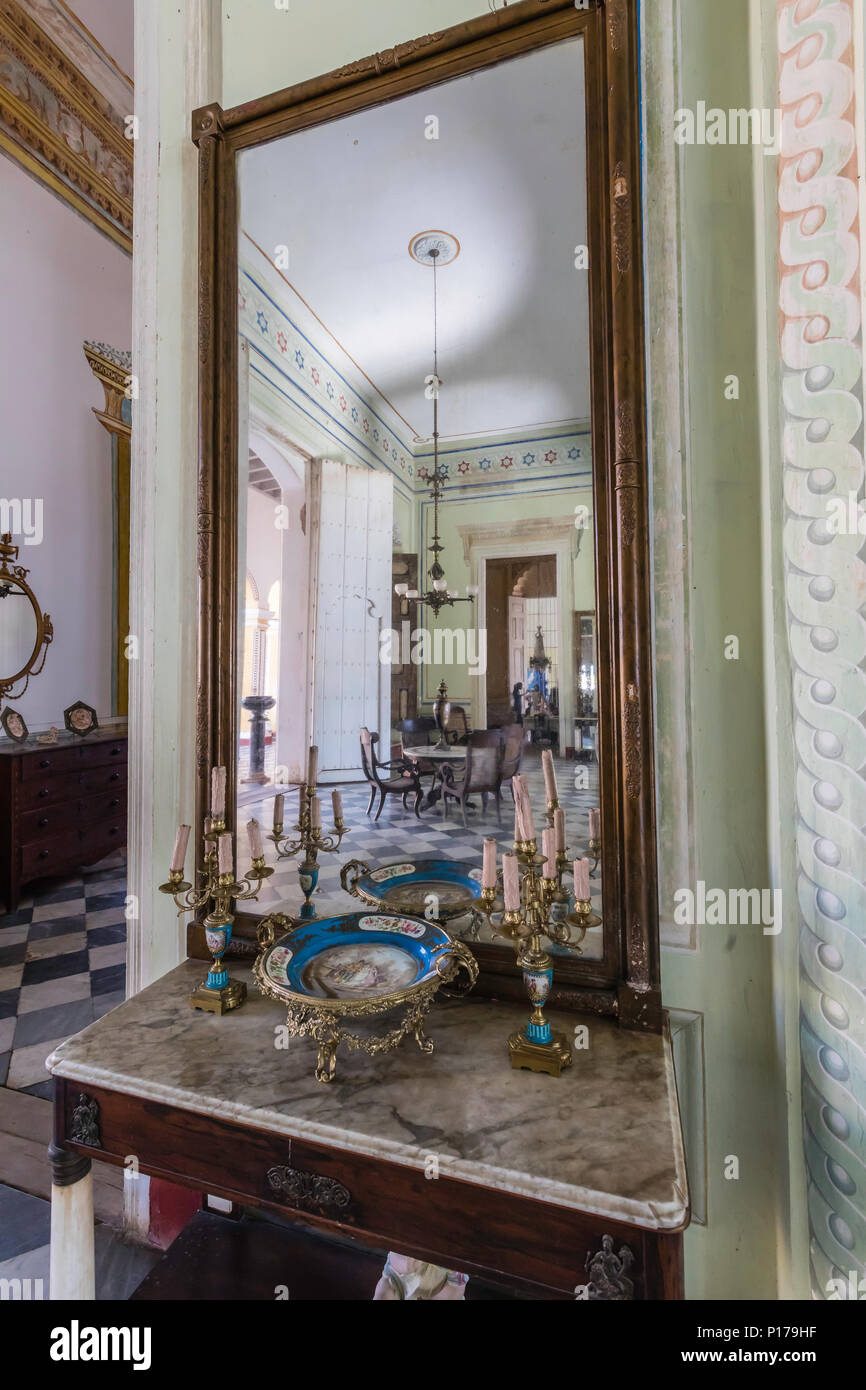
[
  {"x1": 64, "y1": 700, "x2": 99, "y2": 737},
  {"x1": 1, "y1": 706, "x2": 29, "y2": 744}
]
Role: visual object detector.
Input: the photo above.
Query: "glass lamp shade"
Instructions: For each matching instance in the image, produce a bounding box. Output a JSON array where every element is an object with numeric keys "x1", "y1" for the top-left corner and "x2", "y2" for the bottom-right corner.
[{"x1": 394, "y1": 583, "x2": 409, "y2": 596}]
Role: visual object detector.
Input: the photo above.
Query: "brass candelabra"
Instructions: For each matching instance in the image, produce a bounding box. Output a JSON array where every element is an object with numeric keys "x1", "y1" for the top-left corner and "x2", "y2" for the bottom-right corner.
[
  {"x1": 159, "y1": 776, "x2": 273, "y2": 1014},
  {"x1": 269, "y1": 754, "x2": 347, "y2": 919},
  {"x1": 475, "y1": 774, "x2": 601, "y2": 1076}
]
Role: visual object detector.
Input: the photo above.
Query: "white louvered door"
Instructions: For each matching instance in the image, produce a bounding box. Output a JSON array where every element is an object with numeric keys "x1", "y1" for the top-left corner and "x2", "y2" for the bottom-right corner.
[{"x1": 308, "y1": 460, "x2": 393, "y2": 779}]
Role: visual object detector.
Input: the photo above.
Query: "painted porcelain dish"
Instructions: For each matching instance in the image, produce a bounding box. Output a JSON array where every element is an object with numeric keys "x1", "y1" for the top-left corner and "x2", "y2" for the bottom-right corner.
[
  {"x1": 340, "y1": 857, "x2": 483, "y2": 923},
  {"x1": 253, "y1": 909, "x2": 477, "y2": 1083}
]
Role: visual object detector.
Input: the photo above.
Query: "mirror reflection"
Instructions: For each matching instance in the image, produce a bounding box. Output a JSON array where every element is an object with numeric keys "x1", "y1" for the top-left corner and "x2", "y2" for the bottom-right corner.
[{"x1": 234, "y1": 36, "x2": 602, "y2": 957}]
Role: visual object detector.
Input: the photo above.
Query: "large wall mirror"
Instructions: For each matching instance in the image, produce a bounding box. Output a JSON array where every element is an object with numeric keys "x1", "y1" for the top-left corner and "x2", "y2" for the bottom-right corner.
[{"x1": 193, "y1": 0, "x2": 661, "y2": 1028}]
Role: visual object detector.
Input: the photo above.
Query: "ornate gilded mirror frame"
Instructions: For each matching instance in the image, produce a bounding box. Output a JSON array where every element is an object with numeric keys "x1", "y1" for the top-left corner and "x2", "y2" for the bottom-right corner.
[
  {"x1": 0, "y1": 532, "x2": 54, "y2": 702},
  {"x1": 192, "y1": 0, "x2": 661, "y2": 1030}
]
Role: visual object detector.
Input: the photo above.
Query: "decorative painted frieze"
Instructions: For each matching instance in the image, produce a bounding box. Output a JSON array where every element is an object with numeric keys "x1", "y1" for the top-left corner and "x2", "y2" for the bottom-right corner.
[
  {"x1": 240, "y1": 263, "x2": 590, "y2": 492},
  {"x1": 0, "y1": 0, "x2": 133, "y2": 251}
]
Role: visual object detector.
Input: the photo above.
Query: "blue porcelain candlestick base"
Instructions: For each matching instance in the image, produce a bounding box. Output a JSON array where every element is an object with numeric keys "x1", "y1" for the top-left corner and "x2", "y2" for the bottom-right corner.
[
  {"x1": 189, "y1": 906, "x2": 247, "y2": 1014},
  {"x1": 269, "y1": 782, "x2": 347, "y2": 921},
  {"x1": 159, "y1": 844, "x2": 273, "y2": 1014},
  {"x1": 297, "y1": 855, "x2": 319, "y2": 921},
  {"x1": 507, "y1": 942, "x2": 573, "y2": 1077}
]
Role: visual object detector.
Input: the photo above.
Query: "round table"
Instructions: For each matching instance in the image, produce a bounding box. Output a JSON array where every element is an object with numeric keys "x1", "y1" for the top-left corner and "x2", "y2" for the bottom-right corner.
[{"x1": 402, "y1": 744, "x2": 466, "y2": 810}]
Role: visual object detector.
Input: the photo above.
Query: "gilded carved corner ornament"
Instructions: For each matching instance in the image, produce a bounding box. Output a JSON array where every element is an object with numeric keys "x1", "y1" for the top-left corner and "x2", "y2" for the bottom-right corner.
[{"x1": 83, "y1": 341, "x2": 132, "y2": 438}]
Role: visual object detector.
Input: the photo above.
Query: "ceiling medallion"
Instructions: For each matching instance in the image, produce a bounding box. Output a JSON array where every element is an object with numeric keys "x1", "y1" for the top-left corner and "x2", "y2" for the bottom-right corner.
[{"x1": 408, "y1": 230, "x2": 461, "y2": 267}]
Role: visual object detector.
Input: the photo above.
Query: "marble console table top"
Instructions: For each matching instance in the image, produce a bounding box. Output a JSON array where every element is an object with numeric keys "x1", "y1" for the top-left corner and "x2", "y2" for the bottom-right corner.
[{"x1": 47, "y1": 961, "x2": 688, "y2": 1232}]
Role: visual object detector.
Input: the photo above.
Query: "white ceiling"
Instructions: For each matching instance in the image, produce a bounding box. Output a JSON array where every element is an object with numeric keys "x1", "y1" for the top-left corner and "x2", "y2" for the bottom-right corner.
[{"x1": 240, "y1": 37, "x2": 590, "y2": 442}]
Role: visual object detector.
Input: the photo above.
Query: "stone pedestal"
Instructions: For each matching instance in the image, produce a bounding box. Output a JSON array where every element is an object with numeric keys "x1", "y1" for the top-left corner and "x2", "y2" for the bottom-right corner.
[{"x1": 242, "y1": 694, "x2": 275, "y2": 784}]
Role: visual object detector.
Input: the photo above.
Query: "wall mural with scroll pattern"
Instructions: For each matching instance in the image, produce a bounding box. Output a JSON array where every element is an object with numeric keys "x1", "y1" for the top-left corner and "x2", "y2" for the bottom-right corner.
[{"x1": 777, "y1": 0, "x2": 866, "y2": 1297}]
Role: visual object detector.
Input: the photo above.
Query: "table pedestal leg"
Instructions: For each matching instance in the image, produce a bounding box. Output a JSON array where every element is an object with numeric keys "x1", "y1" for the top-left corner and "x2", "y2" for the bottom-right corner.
[{"x1": 48, "y1": 1144, "x2": 95, "y2": 1300}]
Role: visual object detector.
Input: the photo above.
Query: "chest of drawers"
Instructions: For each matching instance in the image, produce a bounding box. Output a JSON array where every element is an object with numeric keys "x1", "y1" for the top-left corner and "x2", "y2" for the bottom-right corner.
[{"x1": 0, "y1": 730, "x2": 127, "y2": 909}]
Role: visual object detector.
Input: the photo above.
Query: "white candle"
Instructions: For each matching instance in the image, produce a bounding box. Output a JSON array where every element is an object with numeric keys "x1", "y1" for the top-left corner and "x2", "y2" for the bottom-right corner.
[
  {"x1": 482, "y1": 837, "x2": 498, "y2": 890},
  {"x1": 522, "y1": 792, "x2": 536, "y2": 845},
  {"x1": 170, "y1": 824, "x2": 190, "y2": 874},
  {"x1": 306, "y1": 745, "x2": 319, "y2": 788},
  {"x1": 332, "y1": 789, "x2": 343, "y2": 822},
  {"x1": 211, "y1": 766, "x2": 226, "y2": 818},
  {"x1": 310, "y1": 796, "x2": 322, "y2": 829},
  {"x1": 218, "y1": 832, "x2": 233, "y2": 877},
  {"x1": 247, "y1": 818, "x2": 263, "y2": 860},
  {"x1": 554, "y1": 807, "x2": 566, "y2": 853},
  {"x1": 542, "y1": 748, "x2": 558, "y2": 803},
  {"x1": 298, "y1": 785, "x2": 308, "y2": 820},
  {"x1": 542, "y1": 827, "x2": 557, "y2": 879},
  {"x1": 589, "y1": 807, "x2": 601, "y2": 840},
  {"x1": 503, "y1": 853, "x2": 521, "y2": 912},
  {"x1": 512, "y1": 775, "x2": 528, "y2": 838},
  {"x1": 514, "y1": 800, "x2": 524, "y2": 846},
  {"x1": 574, "y1": 857, "x2": 591, "y2": 902},
  {"x1": 273, "y1": 793, "x2": 284, "y2": 829},
  {"x1": 203, "y1": 815, "x2": 213, "y2": 838}
]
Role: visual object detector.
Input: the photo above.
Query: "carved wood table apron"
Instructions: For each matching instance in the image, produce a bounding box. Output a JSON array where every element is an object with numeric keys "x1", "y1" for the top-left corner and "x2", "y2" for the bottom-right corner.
[{"x1": 47, "y1": 961, "x2": 689, "y2": 1300}]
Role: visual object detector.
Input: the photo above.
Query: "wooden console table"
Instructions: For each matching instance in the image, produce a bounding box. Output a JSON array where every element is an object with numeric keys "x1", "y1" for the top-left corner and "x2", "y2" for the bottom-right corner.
[{"x1": 47, "y1": 961, "x2": 689, "y2": 1300}]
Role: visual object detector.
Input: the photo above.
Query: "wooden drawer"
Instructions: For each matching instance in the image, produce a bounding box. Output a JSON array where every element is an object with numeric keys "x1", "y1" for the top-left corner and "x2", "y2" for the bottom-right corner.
[
  {"x1": 83, "y1": 817, "x2": 127, "y2": 861},
  {"x1": 21, "y1": 828, "x2": 87, "y2": 880},
  {"x1": 19, "y1": 739, "x2": 126, "y2": 785},
  {"x1": 78, "y1": 739, "x2": 126, "y2": 770},
  {"x1": 20, "y1": 747, "x2": 84, "y2": 781},
  {"x1": 20, "y1": 803, "x2": 71, "y2": 843},
  {"x1": 81, "y1": 765, "x2": 126, "y2": 797},
  {"x1": 78, "y1": 786, "x2": 126, "y2": 826},
  {"x1": 18, "y1": 770, "x2": 92, "y2": 811},
  {"x1": 58, "y1": 1083, "x2": 671, "y2": 1299}
]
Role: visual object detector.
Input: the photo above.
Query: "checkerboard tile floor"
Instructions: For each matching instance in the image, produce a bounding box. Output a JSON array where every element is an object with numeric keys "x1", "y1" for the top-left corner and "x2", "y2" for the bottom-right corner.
[
  {"x1": 237, "y1": 752, "x2": 603, "y2": 954},
  {"x1": 0, "y1": 853, "x2": 127, "y2": 1098}
]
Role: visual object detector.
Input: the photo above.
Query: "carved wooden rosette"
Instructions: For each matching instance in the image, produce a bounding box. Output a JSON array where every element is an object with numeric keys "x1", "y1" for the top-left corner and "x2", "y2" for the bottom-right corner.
[{"x1": 193, "y1": 0, "x2": 661, "y2": 1028}]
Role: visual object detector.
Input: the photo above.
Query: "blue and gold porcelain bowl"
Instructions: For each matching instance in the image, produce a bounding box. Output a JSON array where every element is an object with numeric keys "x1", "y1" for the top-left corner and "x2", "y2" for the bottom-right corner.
[
  {"x1": 340, "y1": 857, "x2": 483, "y2": 923},
  {"x1": 253, "y1": 909, "x2": 477, "y2": 1082}
]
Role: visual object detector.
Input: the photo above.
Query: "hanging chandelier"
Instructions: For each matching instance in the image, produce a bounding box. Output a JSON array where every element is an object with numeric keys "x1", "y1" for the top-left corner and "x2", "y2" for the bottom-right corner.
[{"x1": 395, "y1": 232, "x2": 476, "y2": 619}]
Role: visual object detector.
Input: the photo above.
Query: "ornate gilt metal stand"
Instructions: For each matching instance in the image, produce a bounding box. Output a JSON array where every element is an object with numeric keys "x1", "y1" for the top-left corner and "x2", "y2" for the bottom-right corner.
[
  {"x1": 475, "y1": 842, "x2": 600, "y2": 1077},
  {"x1": 269, "y1": 785, "x2": 347, "y2": 919},
  {"x1": 159, "y1": 820, "x2": 273, "y2": 1013}
]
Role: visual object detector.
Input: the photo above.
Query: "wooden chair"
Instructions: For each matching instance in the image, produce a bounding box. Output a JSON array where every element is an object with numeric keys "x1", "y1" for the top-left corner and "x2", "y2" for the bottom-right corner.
[
  {"x1": 444, "y1": 703, "x2": 472, "y2": 745},
  {"x1": 398, "y1": 717, "x2": 438, "y2": 788},
  {"x1": 440, "y1": 730, "x2": 503, "y2": 828},
  {"x1": 360, "y1": 728, "x2": 424, "y2": 820},
  {"x1": 499, "y1": 723, "x2": 525, "y2": 807}
]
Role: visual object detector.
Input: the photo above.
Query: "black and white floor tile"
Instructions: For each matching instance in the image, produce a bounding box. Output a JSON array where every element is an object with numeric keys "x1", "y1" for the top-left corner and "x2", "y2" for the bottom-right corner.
[{"x1": 0, "y1": 854, "x2": 127, "y2": 1098}]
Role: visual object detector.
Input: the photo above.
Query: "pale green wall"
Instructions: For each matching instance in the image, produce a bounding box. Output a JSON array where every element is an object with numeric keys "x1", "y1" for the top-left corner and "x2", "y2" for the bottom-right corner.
[
  {"x1": 653, "y1": 0, "x2": 793, "y2": 1299},
  {"x1": 217, "y1": 0, "x2": 799, "y2": 1300}
]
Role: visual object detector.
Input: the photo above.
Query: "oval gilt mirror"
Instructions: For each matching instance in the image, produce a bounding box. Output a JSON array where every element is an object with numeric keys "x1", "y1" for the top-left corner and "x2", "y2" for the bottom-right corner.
[{"x1": 0, "y1": 532, "x2": 53, "y2": 701}]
